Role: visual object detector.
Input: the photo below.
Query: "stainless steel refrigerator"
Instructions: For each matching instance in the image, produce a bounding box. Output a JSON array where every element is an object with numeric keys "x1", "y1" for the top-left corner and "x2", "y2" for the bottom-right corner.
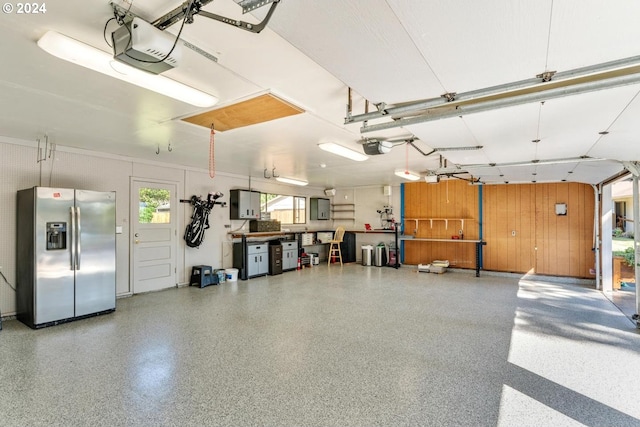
[{"x1": 16, "y1": 187, "x2": 116, "y2": 329}]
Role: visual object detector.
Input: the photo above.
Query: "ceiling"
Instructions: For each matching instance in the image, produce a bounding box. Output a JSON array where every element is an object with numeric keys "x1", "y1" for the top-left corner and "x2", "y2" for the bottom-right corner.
[{"x1": 1, "y1": 0, "x2": 639, "y2": 188}]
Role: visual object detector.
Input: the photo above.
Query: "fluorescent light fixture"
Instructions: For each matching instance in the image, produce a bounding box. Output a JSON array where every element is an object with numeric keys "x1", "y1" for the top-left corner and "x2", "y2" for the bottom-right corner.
[
  {"x1": 276, "y1": 176, "x2": 308, "y2": 186},
  {"x1": 394, "y1": 170, "x2": 421, "y2": 181},
  {"x1": 37, "y1": 31, "x2": 218, "y2": 108},
  {"x1": 318, "y1": 142, "x2": 368, "y2": 161}
]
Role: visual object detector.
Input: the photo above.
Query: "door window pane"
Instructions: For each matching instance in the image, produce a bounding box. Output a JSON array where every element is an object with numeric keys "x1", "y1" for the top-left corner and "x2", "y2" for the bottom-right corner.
[{"x1": 139, "y1": 187, "x2": 171, "y2": 224}]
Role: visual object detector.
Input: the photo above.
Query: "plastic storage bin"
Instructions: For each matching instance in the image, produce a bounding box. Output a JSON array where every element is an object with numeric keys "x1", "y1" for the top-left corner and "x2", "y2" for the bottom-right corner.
[{"x1": 225, "y1": 268, "x2": 239, "y2": 282}]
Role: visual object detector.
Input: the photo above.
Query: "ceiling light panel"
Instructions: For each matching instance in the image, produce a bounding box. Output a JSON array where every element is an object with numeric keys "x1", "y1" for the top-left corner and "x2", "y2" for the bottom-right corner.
[
  {"x1": 275, "y1": 176, "x2": 308, "y2": 186},
  {"x1": 394, "y1": 170, "x2": 421, "y2": 181},
  {"x1": 264, "y1": 0, "x2": 443, "y2": 103},
  {"x1": 37, "y1": 31, "x2": 218, "y2": 108},
  {"x1": 318, "y1": 142, "x2": 368, "y2": 161},
  {"x1": 387, "y1": 0, "x2": 550, "y2": 92},
  {"x1": 537, "y1": 85, "x2": 640, "y2": 160},
  {"x1": 591, "y1": 89, "x2": 640, "y2": 160},
  {"x1": 546, "y1": 1, "x2": 640, "y2": 71},
  {"x1": 567, "y1": 160, "x2": 625, "y2": 184}
]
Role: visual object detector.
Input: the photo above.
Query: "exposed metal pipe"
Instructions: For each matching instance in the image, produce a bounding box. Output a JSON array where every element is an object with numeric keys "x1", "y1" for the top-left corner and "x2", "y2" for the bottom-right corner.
[
  {"x1": 347, "y1": 55, "x2": 640, "y2": 125},
  {"x1": 360, "y1": 72, "x2": 640, "y2": 133}
]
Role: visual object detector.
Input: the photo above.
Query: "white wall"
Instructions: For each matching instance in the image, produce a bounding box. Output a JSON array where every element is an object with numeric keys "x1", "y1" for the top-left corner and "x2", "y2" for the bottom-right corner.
[
  {"x1": 0, "y1": 137, "x2": 329, "y2": 317},
  {"x1": 332, "y1": 185, "x2": 401, "y2": 261}
]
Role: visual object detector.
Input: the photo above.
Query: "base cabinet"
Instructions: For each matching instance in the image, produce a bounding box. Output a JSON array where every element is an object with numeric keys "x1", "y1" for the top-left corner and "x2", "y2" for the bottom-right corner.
[
  {"x1": 234, "y1": 242, "x2": 269, "y2": 279},
  {"x1": 269, "y1": 245, "x2": 283, "y2": 275},
  {"x1": 247, "y1": 243, "x2": 268, "y2": 278},
  {"x1": 282, "y1": 241, "x2": 298, "y2": 270}
]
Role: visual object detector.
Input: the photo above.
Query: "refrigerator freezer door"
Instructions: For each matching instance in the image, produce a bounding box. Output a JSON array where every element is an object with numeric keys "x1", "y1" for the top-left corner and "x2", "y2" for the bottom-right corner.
[
  {"x1": 34, "y1": 187, "x2": 76, "y2": 324},
  {"x1": 74, "y1": 190, "x2": 116, "y2": 317}
]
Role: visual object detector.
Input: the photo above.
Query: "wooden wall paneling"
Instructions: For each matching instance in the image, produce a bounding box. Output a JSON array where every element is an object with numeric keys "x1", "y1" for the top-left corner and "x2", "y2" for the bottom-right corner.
[
  {"x1": 535, "y1": 184, "x2": 547, "y2": 274},
  {"x1": 482, "y1": 185, "x2": 496, "y2": 271},
  {"x1": 506, "y1": 184, "x2": 518, "y2": 272},
  {"x1": 555, "y1": 183, "x2": 571, "y2": 276},
  {"x1": 471, "y1": 182, "x2": 594, "y2": 278},
  {"x1": 578, "y1": 185, "x2": 595, "y2": 277},
  {"x1": 555, "y1": 183, "x2": 568, "y2": 276},
  {"x1": 568, "y1": 183, "x2": 582, "y2": 277},
  {"x1": 520, "y1": 184, "x2": 536, "y2": 274},
  {"x1": 547, "y1": 184, "x2": 559, "y2": 274},
  {"x1": 403, "y1": 181, "x2": 480, "y2": 268},
  {"x1": 496, "y1": 185, "x2": 509, "y2": 271},
  {"x1": 585, "y1": 185, "x2": 596, "y2": 276},
  {"x1": 485, "y1": 185, "x2": 502, "y2": 272}
]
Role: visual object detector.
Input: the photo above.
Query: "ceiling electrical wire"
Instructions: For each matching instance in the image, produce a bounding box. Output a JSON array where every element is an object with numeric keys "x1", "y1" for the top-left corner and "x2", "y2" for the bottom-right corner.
[
  {"x1": 543, "y1": 0, "x2": 555, "y2": 71},
  {"x1": 1, "y1": 271, "x2": 16, "y2": 292},
  {"x1": 105, "y1": 0, "x2": 134, "y2": 47},
  {"x1": 106, "y1": 0, "x2": 193, "y2": 66}
]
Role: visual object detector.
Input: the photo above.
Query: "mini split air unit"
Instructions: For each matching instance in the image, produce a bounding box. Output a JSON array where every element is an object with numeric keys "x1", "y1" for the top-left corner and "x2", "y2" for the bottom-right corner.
[
  {"x1": 112, "y1": 17, "x2": 182, "y2": 74},
  {"x1": 362, "y1": 140, "x2": 393, "y2": 155}
]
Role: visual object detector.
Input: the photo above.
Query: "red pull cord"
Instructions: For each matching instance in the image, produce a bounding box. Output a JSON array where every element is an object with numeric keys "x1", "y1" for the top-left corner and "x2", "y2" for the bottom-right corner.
[{"x1": 209, "y1": 124, "x2": 215, "y2": 178}]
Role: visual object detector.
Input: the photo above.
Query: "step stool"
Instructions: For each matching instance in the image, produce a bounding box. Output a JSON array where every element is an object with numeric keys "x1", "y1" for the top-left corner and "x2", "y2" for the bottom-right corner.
[{"x1": 190, "y1": 265, "x2": 217, "y2": 288}]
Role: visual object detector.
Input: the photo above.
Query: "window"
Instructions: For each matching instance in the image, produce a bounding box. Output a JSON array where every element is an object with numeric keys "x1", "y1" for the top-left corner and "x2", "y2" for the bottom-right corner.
[
  {"x1": 261, "y1": 193, "x2": 306, "y2": 224},
  {"x1": 138, "y1": 187, "x2": 171, "y2": 224}
]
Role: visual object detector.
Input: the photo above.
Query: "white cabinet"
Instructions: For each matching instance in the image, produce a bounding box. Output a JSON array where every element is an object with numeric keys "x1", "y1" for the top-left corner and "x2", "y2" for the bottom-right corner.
[
  {"x1": 310, "y1": 197, "x2": 330, "y2": 220},
  {"x1": 282, "y1": 241, "x2": 298, "y2": 270},
  {"x1": 230, "y1": 189, "x2": 261, "y2": 219},
  {"x1": 247, "y1": 243, "x2": 268, "y2": 278}
]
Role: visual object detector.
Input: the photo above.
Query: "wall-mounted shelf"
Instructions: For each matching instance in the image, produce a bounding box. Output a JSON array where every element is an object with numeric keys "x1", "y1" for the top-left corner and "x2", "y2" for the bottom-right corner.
[
  {"x1": 331, "y1": 203, "x2": 355, "y2": 221},
  {"x1": 404, "y1": 218, "x2": 473, "y2": 234}
]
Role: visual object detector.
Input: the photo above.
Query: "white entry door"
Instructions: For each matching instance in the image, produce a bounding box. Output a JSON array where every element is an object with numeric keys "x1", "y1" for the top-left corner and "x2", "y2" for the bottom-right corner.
[{"x1": 131, "y1": 179, "x2": 178, "y2": 293}]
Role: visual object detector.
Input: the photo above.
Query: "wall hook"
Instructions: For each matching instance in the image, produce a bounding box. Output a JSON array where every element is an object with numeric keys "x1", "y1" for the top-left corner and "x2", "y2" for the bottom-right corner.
[
  {"x1": 156, "y1": 145, "x2": 160, "y2": 155},
  {"x1": 168, "y1": 142, "x2": 173, "y2": 152}
]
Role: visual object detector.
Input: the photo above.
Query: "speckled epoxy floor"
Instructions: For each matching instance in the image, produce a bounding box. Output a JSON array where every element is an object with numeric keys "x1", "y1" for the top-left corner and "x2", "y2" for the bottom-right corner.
[{"x1": 1, "y1": 265, "x2": 639, "y2": 427}]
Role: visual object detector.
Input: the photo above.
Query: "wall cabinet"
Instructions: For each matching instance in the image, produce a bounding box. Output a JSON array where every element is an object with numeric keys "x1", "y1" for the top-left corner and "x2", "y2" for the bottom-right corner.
[
  {"x1": 230, "y1": 189, "x2": 261, "y2": 219},
  {"x1": 310, "y1": 197, "x2": 330, "y2": 220}
]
